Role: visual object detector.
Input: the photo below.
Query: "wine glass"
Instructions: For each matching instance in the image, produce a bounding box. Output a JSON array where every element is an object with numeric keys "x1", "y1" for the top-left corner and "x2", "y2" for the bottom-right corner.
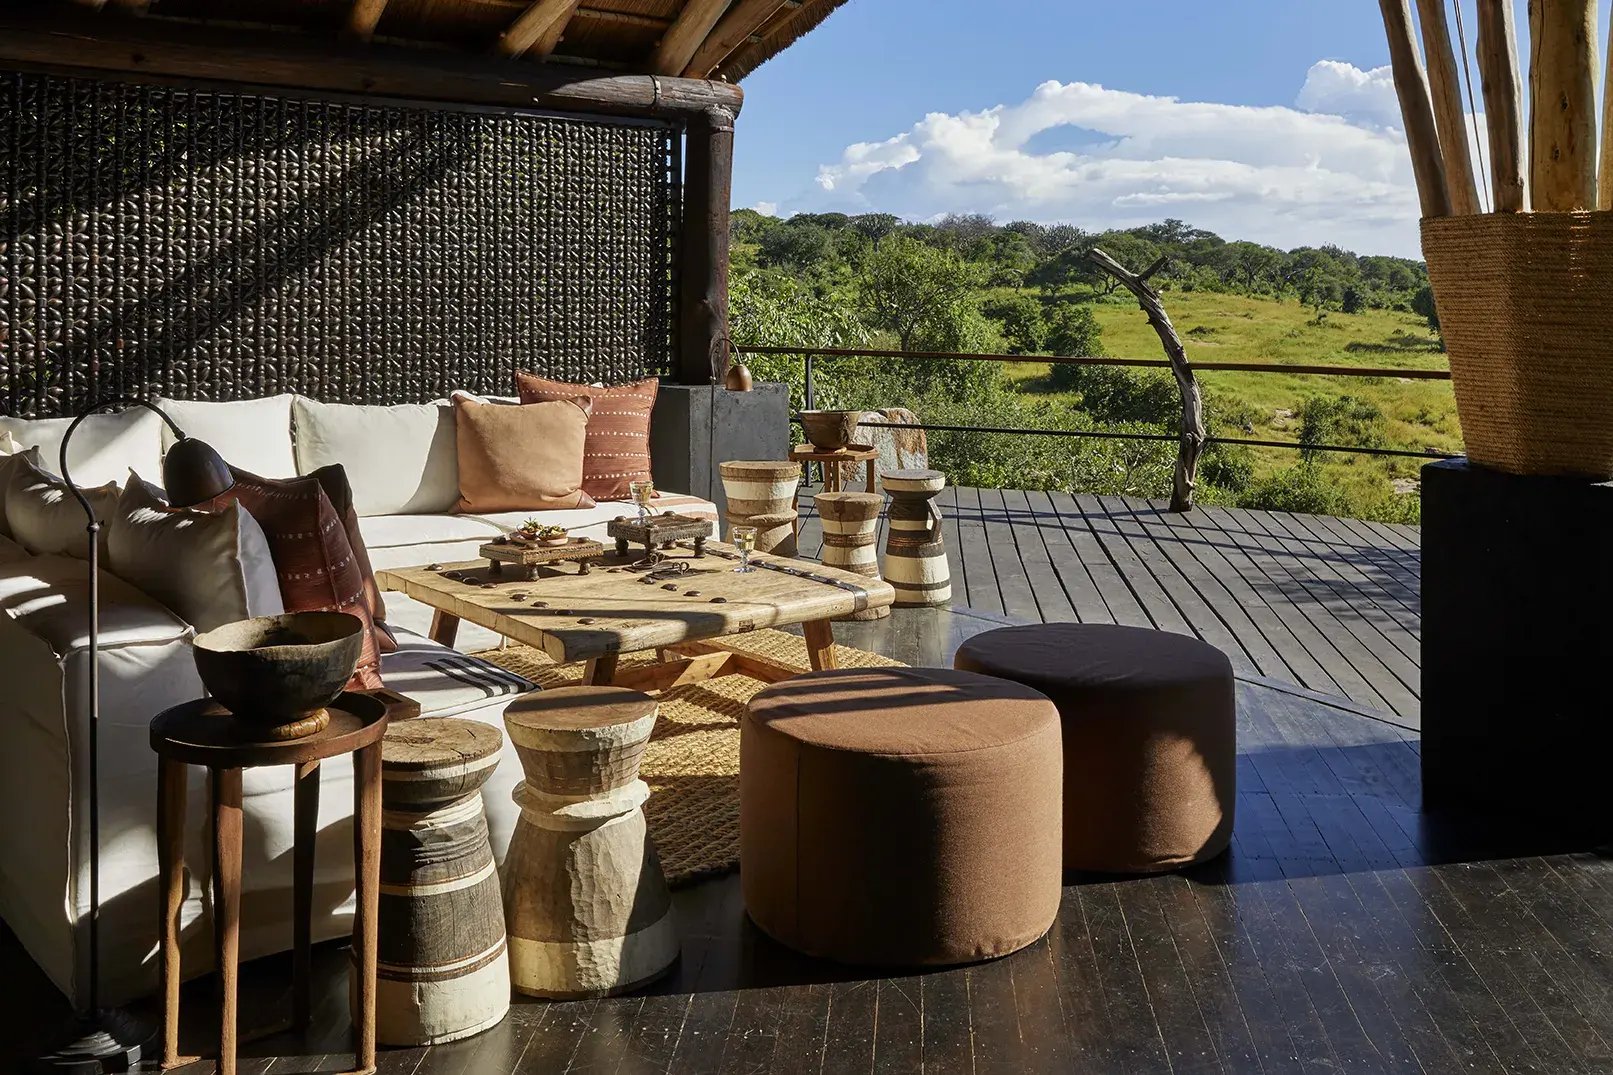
[
  {"x1": 731, "y1": 525, "x2": 758, "y2": 573},
  {"x1": 629, "y1": 479, "x2": 655, "y2": 525}
]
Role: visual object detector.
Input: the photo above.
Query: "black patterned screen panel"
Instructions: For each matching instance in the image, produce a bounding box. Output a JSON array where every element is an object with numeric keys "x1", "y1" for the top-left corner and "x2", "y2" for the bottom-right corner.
[{"x1": 0, "y1": 71, "x2": 679, "y2": 418}]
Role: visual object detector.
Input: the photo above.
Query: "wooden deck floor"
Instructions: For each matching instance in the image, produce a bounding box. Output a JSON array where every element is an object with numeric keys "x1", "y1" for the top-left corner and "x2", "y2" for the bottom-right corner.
[
  {"x1": 799, "y1": 487, "x2": 1422, "y2": 725},
  {"x1": 8, "y1": 607, "x2": 1613, "y2": 1075}
]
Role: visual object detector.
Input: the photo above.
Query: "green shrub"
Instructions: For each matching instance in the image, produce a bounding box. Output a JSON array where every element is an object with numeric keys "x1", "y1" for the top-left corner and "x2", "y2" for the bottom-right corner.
[
  {"x1": 1297, "y1": 394, "x2": 1389, "y2": 459},
  {"x1": 1239, "y1": 463, "x2": 1347, "y2": 515}
]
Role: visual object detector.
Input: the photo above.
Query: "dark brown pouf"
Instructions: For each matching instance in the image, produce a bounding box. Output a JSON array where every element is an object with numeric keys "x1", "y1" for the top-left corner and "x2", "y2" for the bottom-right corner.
[
  {"x1": 955, "y1": 623, "x2": 1236, "y2": 873},
  {"x1": 741, "y1": 667, "x2": 1062, "y2": 966}
]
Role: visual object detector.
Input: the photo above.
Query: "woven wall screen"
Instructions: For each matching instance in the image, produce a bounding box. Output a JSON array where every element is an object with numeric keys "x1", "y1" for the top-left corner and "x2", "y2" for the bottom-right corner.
[{"x1": 0, "y1": 71, "x2": 679, "y2": 418}]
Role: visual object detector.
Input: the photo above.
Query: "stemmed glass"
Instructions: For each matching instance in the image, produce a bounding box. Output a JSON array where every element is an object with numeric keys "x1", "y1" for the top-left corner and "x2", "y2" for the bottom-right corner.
[
  {"x1": 731, "y1": 525, "x2": 758, "y2": 573},
  {"x1": 629, "y1": 479, "x2": 655, "y2": 525}
]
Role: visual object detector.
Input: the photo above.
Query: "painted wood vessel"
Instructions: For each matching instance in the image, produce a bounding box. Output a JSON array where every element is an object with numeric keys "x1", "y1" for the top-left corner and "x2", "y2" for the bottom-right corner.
[
  {"x1": 502, "y1": 686, "x2": 679, "y2": 998},
  {"x1": 814, "y1": 491, "x2": 889, "y2": 621},
  {"x1": 360, "y1": 718, "x2": 509, "y2": 1046},
  {"x1": 881, "y1": 468, "x2": 952, "y2": 607},
  {"x1": 719, "y1": 459, "x2": 800, "y2": 555}
]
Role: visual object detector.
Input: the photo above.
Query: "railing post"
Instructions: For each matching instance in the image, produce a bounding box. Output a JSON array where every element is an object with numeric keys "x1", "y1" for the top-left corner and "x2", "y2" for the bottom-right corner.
[{"x1": 803, "y1": 352, "x2": 816, "y2": 411}]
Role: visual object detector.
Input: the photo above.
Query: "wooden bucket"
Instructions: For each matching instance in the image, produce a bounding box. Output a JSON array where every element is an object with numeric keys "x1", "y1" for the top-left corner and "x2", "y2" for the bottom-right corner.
[
  {"x1": 719, "y1": 459, "x2": 800, "y2": 555},
  {"x1": 502, "y1": 686, "x2": 679, "y2": 999},
  {"x1": 359, "y1": 718, "x2": 509, "y2": 1046},
  {"x1": 816, "y1": 492, "x2": 889, "y2": 621},
  {"x1": 882, "y1": 469, "x2": 951, "y2": 607}
]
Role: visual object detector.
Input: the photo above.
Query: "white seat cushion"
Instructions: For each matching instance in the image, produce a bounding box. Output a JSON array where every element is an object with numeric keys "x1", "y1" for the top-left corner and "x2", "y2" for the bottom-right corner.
[
  {"x1": 292, "y1": 398, "x2": 458, "y2": 516},
  {"x1": 381, "y1": 626, "x2": 535, "y2": 719},
  {"x1": 157, "y1": 395, "x2": 298, "y2": 479},
  {"x1": 0, "y1": 408, "x2": 164, "y2": 489},
  {"x1": 0, "y1": 554, "x2": 192, "y2": 657}
]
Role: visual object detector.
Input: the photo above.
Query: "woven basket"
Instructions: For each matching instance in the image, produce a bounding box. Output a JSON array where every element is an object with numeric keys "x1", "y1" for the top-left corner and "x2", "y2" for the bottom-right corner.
[{"x1": 1422, "y1": 212, "x2": 1613, "y2": 479}]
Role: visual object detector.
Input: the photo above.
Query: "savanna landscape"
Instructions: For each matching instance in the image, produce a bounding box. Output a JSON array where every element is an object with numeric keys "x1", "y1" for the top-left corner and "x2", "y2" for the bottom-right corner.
[{"x1": 730, "y1": 210, "x2": 1455, "y2": 523}]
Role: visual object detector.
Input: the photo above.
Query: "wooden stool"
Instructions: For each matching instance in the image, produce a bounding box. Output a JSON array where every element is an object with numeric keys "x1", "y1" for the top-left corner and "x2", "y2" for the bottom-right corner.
[
  {"x1": 152, "y1": 692, "x2": 390, "y2": 1075},
  {"x1": 361, "y1": 718, "x2": 510, "y2": 1046},
  {"x1": 502, "y1": 686, "x2": 679, "y2": 998},
  {"x1": 882, "y1": 469, "x2": 952, "y2": 607},
  {"x1": 720, "y1": 459, "x2": 800, "y2": 555},
  {"x1": 789, "y1": 443, "x2": 878, "y2": 496},
  {"x1": 815, "y1": 491, "x2": 890, "y2": 621}
]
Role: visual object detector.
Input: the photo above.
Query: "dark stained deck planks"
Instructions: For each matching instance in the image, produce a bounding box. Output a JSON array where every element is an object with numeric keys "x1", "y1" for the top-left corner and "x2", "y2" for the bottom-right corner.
[{"x1": 799, "y1": 487, "x2": 1424, "y2": 725}]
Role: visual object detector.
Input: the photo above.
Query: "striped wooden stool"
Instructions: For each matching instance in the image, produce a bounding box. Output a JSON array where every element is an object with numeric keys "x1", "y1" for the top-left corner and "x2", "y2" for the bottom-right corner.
[
  {"x1": 720, "y1": 459, "x2": 801, "y2": 555},
  {"x1": 816, "y1": 491, "x2": 889, "y2": 621},
  {"x1": 502, "y1": 687, "x2": 679, "y2": 998},
  {"x1": 365, "y1": 718, "x2": 509, "y2": 1046},
  {"x1": 882, "y1": 469, "x2": 952, "y2": 607}
]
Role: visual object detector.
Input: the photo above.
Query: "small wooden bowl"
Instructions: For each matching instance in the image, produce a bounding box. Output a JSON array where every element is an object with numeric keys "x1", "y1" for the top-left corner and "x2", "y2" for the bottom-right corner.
[
  {"x1": 800, "y1": 410, "x2": 858, "y2": 451},
  {"x1": 193, "y1": 612, "x2": 365, "y2": 739}
]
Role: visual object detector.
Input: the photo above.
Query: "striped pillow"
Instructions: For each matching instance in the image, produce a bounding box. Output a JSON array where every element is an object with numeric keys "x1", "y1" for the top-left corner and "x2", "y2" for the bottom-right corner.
[{"x1": 514, "y1": 372, "x2": 656, "y2": 501}]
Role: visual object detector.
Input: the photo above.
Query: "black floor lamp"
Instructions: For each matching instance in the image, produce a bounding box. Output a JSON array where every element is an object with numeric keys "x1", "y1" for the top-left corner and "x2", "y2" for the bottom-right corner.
[{"x1": 31, "y1": 398, "x2": 234, "y2": 1074}]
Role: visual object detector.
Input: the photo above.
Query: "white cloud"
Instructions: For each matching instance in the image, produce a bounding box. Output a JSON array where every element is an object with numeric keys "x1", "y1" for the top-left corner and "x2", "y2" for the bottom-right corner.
[
  {"x1": 752, "y1": 200, "x2": 781, "y2": 216},
  {"x1": 775, "y1": 62, "x2": 1433, "y2": 257}
]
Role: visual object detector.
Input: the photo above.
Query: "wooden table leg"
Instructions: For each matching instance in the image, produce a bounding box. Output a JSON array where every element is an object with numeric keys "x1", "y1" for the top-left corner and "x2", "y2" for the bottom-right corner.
[
  {"x1": 429, "y1": 609, "x2": 460, "y2": 648},
  {"x1": 157, "y1": 758, "x2": 187, "y2": 1069},
  {"x1": 585, "y1": 653, "x2": 620, "y2": 685},
  {"x1": 292, "y1": 759, "x2": 320, "y2": 1031},
  {"x1": 803, "y1": 619, "x2": 838, "y2": 672},
  {"x1": 351, "y1": 742, "x2": 382, "y2": 1075},
  {"x1": 866, "y1": 459, "x2": 877, "y2": 493},
  {"x1": 212, "y1": 768, "x2": 244, "y2": 1075}
]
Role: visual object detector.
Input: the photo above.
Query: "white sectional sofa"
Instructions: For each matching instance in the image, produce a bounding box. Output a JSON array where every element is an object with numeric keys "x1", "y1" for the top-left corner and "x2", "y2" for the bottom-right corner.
[{"x1": 0, "y1": 393, "x2": 715, "y2": 1007}]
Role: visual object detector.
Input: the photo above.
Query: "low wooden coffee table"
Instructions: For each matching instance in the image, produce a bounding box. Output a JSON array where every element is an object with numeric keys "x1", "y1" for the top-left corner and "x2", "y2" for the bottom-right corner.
[{"x1": 378, "y1": 542, "x2": 895, "y2": 692}]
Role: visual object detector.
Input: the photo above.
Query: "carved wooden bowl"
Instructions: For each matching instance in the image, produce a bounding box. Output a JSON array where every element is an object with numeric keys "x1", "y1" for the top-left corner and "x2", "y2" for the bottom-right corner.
[
  {"x1": 193, "y1": 612, "x2": 365, "y2": 739},
  {"x1": 799, "y1": 409, "x2": 859, "y2": 451}
]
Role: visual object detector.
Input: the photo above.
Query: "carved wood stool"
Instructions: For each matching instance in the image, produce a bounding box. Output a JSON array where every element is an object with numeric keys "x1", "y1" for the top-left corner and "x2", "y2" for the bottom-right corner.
[
  {"x1": 882, "y1": 469, "x2": 952, "y2": 607},
  {"x1": 502, "y1": 686, "x2": 679, "y2": 998},
  {"x1": 815, "y1": 491, "x2": 890, "y2": 621}
]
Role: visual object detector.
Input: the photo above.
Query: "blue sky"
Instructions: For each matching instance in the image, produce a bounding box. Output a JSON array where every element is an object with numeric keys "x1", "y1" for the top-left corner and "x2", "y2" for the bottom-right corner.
[{"x1": 732, "y1": 1, "x2": 1612, "y2": 257}]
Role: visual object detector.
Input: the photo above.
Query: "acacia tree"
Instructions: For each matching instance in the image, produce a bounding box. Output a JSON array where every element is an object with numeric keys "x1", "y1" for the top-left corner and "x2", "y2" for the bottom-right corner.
[{"x1": 856, "y1": 236, "x2": 985, "y2": 351}]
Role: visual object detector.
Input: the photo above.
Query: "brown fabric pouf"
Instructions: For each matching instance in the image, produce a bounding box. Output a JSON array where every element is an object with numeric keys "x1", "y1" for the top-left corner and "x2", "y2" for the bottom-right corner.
[
  {"x1": 741, "y1": 667, "x2": 1062, "y2": 966},
  {"x1": 955, "y1": 623, "x2": 1235, "y2": 873}
]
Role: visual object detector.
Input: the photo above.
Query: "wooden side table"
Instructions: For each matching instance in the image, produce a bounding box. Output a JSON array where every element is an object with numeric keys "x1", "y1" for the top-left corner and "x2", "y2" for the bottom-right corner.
[
  {"x1": 151, "y1": 691, "x2": 393, "y2": 1075},
  {"x1": 789, "y1": 444, "x2": 878, "y2": 544}
]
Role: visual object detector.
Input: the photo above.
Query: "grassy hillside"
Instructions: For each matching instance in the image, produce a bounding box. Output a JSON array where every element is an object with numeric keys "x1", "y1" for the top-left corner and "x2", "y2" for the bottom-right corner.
[{"x1": 997, "y1": 289, "x2": 1457, "y2": 514}]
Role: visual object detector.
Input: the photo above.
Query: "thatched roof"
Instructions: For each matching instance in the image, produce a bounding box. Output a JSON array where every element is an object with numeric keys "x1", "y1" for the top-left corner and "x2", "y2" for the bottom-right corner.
[{"x1": 49, "y1": 0, "x2": 852, "y2": 83}]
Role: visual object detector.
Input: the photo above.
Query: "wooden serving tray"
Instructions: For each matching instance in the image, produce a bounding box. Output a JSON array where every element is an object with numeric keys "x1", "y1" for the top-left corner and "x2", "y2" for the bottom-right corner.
[{"x1": 481, "y1": 536, "x2": 605, "y2": 580}]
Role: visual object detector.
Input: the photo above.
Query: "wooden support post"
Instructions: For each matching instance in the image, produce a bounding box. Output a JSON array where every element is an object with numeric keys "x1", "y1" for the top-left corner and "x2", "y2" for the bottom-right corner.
[
  {"x1": 678, "y1": 105, "x2": 737, "y2": 385},
  {"x1": 1087, "y1": 249, "x2": 1205, "y2": 513}
]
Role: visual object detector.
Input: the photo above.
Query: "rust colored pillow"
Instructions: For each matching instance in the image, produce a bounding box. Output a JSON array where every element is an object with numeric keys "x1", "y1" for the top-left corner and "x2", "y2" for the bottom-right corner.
[
  {"x1": 453, "y1": 395, "x2": 595, "y2": 514},
  {"x1": 208, "y1": 466, "x2": 386, "y2": 690},
  {"x1": 515, "y1": 372, "x2": 657, "y2": 501},
  {"x1": 305, "y1": 463, "x2": 396, "y2": 655}
]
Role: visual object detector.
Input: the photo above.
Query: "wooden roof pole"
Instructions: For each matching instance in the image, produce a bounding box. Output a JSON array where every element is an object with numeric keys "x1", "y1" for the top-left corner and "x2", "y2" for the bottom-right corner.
[
  {"x1": 652, "y1": 0, "x2": 734, "y2": 77},
  {"x1": 683, "y1": 0, "x2": 792, "y2": 78},
  {"x1": 1475, "y1": 0, "x2": 1527, "y2": 210},
  {"x1": 1528, "y1": 0, "x2": 1598, "y2": 210},
  {"x1": 1413, "y1": 0, "x2": 1480, "y2": 214},
  {"x1": 349, "y1": 0, "x2": 389, "y2": 41},
  {"x1": 498, "y1": 0, "x2": 581, "y2": 59}
]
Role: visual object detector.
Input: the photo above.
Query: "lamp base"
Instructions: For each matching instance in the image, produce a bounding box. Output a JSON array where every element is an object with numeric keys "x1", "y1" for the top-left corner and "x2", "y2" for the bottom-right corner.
[{"x1": 28, "y1": 1009, "x2": 155, "y2": 1074}]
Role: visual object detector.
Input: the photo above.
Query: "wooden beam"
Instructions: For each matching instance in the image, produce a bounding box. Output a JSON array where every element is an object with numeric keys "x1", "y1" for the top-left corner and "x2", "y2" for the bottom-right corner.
[
  {"x1": 498, "y1": 0, "x2": 580, "y2": 59},
  {"x1": 1528, "y1": 0, "x2": 1598, "y2": 210},
  {"x1": 349, "y1": 0, "x2": 389, "y2": 40},
  {"x1": 1413, "y1": 0, "x2": 1480, "y2": 214},
  {"x1": 1476, "y1": 0, "x2": 1527, "y2": 210},
  {"x1": 652, "y1": 0, "x2": 733, "y2": 76},
  {"x1": 682, "y1": 0, "x2": 790, "y2": 78},
  {"x1": 678, "y1": 105, "x2": 737, "y2": 384},
  {"x1": 0, "y1": 13, "x2": 745, "y2": 122},
  {"x1": 1377, "y1": 0, "x2": 1453, "y2": 218},
  {"x1": 1604, "y1": 13, "x2": 1613, "y2": 209}
]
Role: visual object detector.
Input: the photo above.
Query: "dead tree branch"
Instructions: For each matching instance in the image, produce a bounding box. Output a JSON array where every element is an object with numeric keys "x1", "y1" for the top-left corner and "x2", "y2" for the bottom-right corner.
[{"x1": 1086, "y1": 248, "x2": 1206, "y2": 512}]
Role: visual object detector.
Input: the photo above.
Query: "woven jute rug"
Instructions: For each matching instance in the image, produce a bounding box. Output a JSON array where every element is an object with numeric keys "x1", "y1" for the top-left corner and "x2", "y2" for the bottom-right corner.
[{"x1": 474, "y1": 629, "x2": 904, "y2": 887}]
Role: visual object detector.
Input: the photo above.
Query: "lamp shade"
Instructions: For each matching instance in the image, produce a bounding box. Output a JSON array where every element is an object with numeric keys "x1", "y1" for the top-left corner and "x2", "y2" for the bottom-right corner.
[{"x1": 161, "y1": 436, "x2": 235, "y2": 508}]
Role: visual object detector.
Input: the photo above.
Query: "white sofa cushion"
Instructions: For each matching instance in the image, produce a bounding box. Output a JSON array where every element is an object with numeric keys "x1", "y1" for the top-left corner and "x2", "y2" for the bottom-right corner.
[
  {"x1": 292, "y1": 398, "x2": 457, "y2": 516},
  {"x1": 106, "y1": 474, "x2": 285, "y2": 632},
  {"x1": 157, "y1": 395, "x2": 298, "y2": 478},
  {"x1": 0, "y1": 553, "x2": 193, "y2": 656},
  {"x1": 0, "y1": 430, "x2": 19, "y2": 455},
  {"x1": 5, "y1": 453, "x2": 120, "y2": 559},
  {"x1": 0, "y1": 533, "x2": 30, "y2": 564},
  {"x1": 0, "y1": 407, "x2": 164, "y2": 488},
  {"x1": 0, "y1": 446, "x2": 43, "y2": 539}
]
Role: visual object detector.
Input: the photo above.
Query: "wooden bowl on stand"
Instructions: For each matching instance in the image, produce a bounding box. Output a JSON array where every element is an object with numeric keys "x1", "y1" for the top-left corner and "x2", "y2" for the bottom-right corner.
[
  {"x1": 799, "y1": 410, "x2": 858, "y2": 451},
  {"x1": 193, "y1": 611, "x2": 365, "y2": 740}
]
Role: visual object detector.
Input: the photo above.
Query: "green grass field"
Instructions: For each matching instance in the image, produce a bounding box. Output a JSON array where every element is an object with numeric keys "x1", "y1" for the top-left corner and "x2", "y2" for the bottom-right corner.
[{"x1": 999, "y1": 289, "x2": 1459, "y2": 513}]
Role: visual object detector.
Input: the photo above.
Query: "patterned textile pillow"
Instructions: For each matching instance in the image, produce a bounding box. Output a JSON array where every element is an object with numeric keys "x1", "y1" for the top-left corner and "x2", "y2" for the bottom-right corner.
[
  {"x1": 207, "y1": 465, "x2": 388, "y2": 690},
  {"x1": 514, "y1": 372, "x2": 657, "y2": 501}
]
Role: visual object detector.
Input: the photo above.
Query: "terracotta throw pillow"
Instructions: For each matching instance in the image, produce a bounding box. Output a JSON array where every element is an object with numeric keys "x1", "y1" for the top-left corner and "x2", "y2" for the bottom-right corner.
[
  {"x1": 208, "y1": 465, "x2": 387, "y2": 690},
  {"x1": 515, "y1": 372, "x2": 657, "y2": 501},
  {"x1": 453, "y1": 395, "x2": 594, "y2": 514}
]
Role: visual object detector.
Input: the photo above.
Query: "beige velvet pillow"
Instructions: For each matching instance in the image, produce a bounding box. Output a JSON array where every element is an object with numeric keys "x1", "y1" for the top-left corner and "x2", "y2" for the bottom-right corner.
[
  {"x1": 453, "y1": 395, "x2": 594, "y2": 514},
  {"x1": 4, "y1": 452, "x2": 120, "y2": 559}
]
